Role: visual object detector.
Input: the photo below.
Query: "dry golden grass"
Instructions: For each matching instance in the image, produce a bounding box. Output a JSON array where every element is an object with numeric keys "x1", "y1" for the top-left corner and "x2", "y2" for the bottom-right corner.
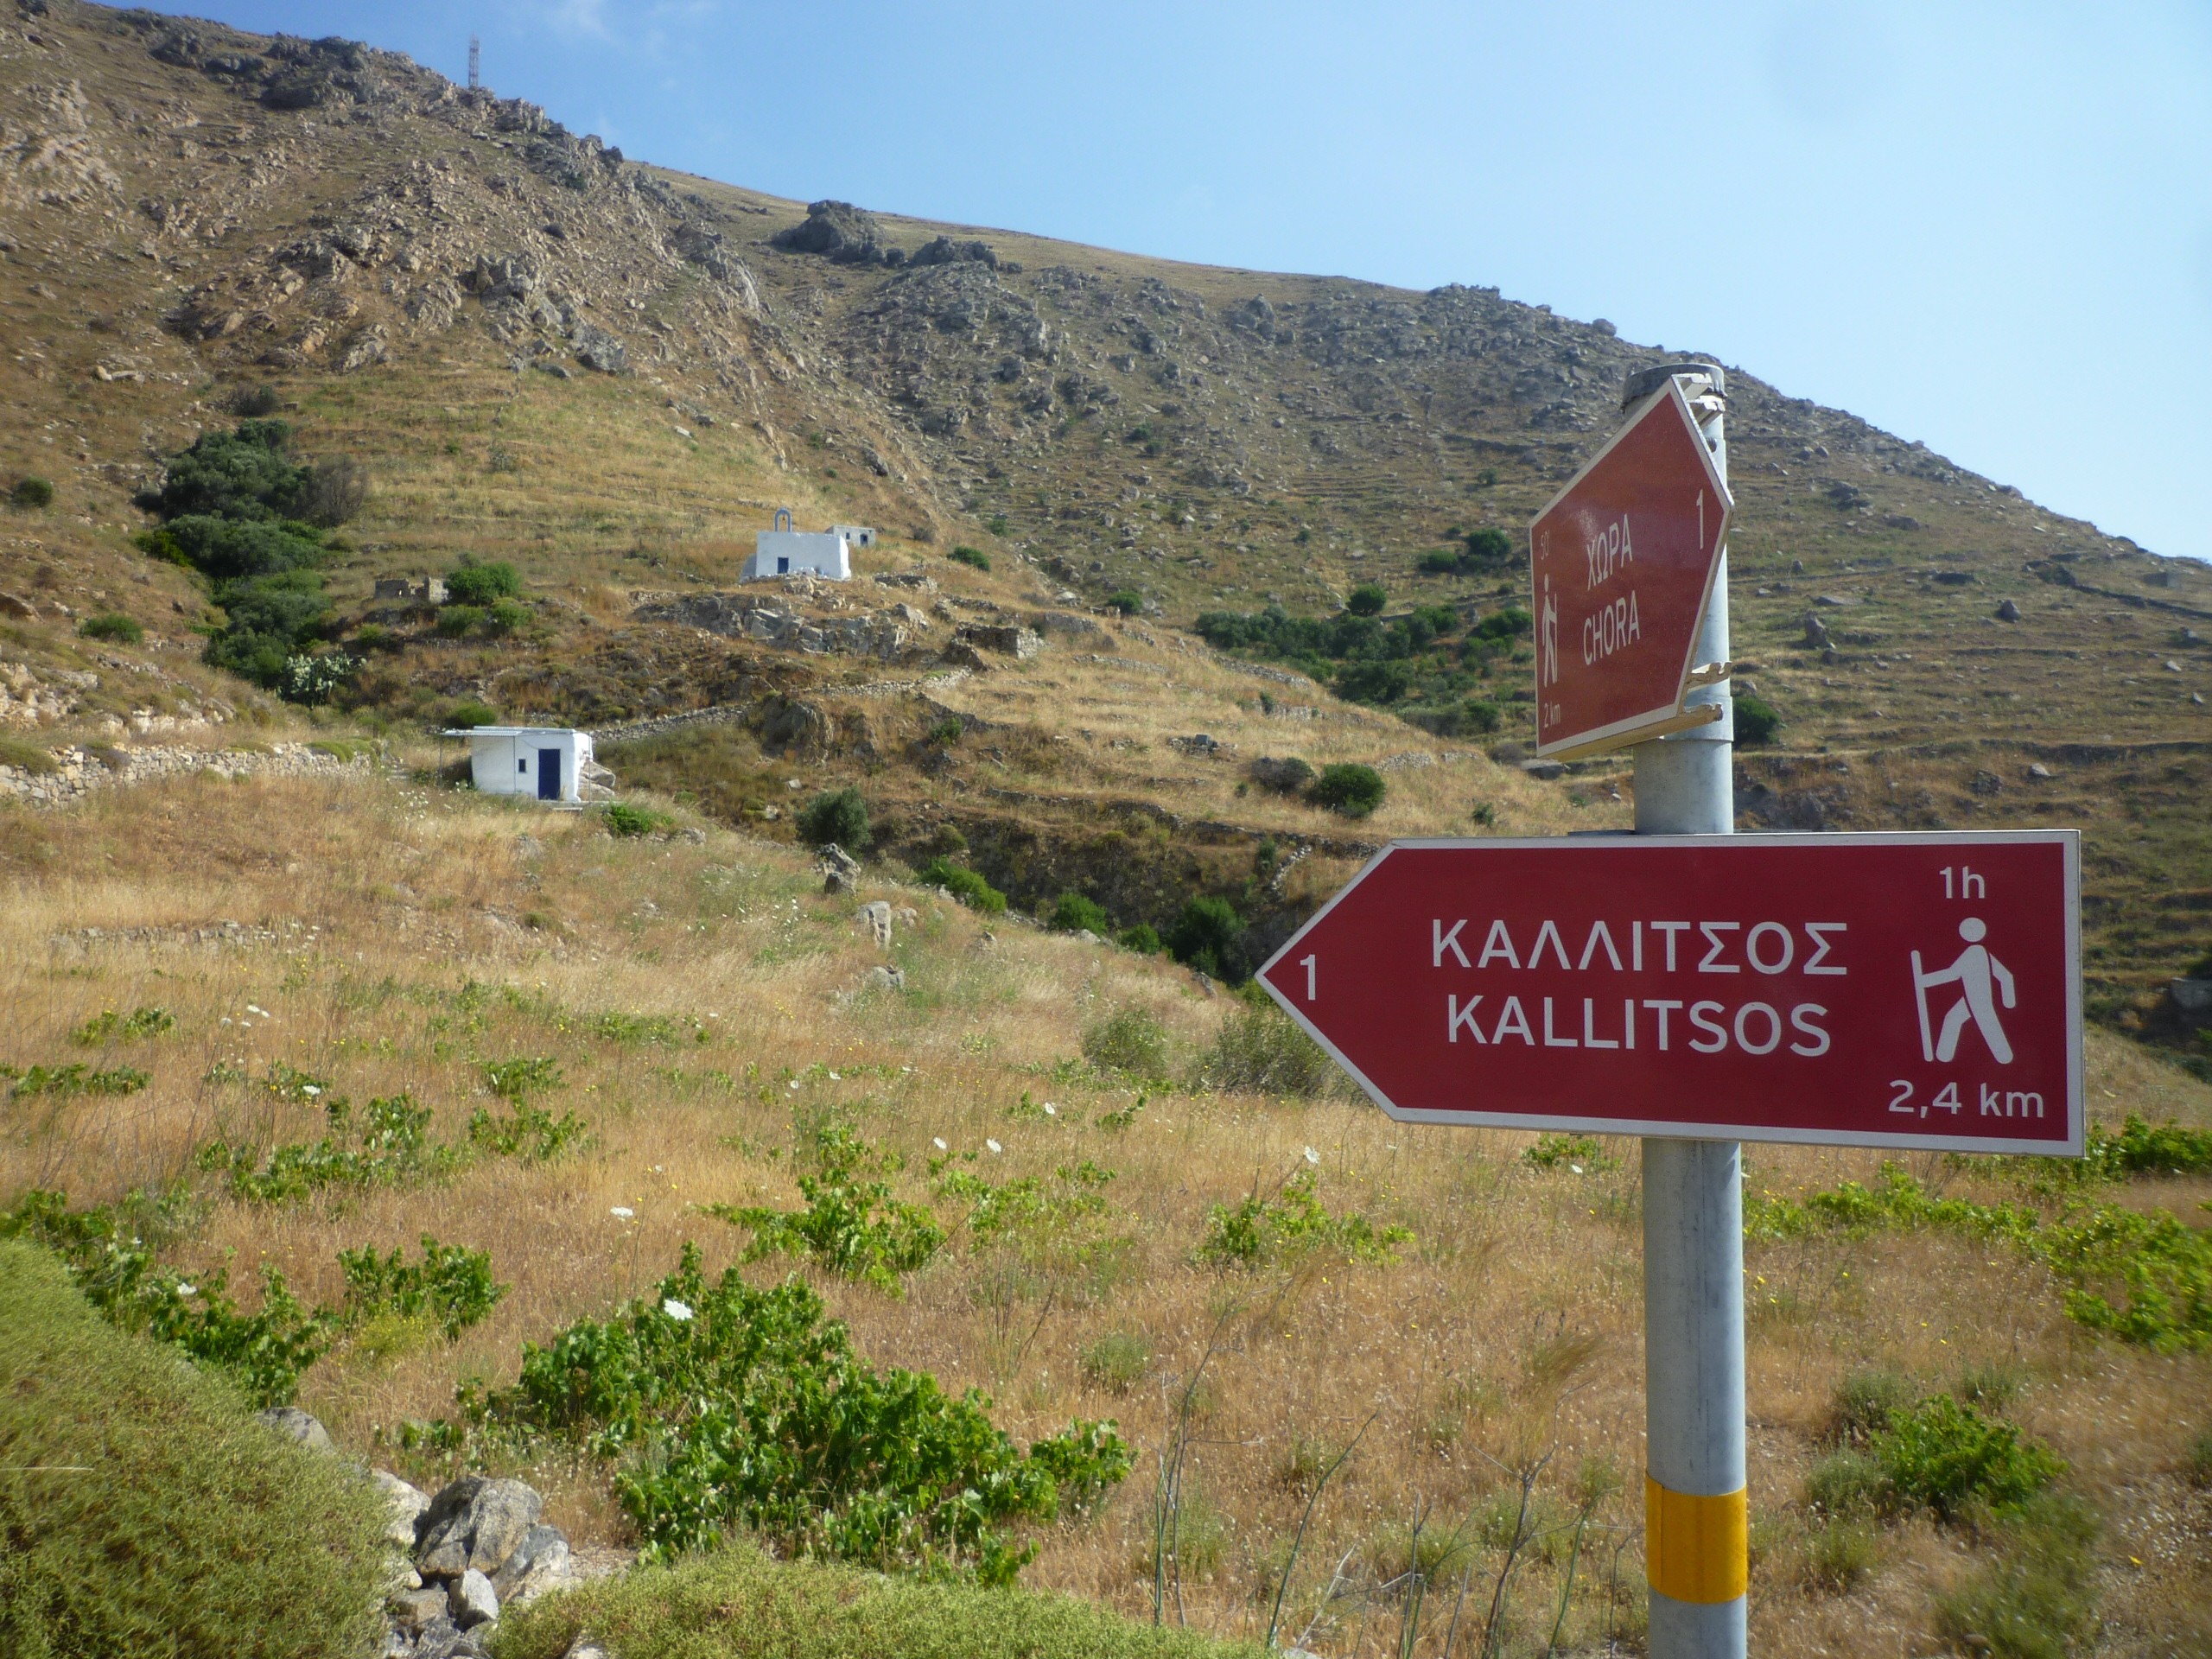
[{"x1": 3, "y1": 767, "x2": 2209, "y2": 1656}]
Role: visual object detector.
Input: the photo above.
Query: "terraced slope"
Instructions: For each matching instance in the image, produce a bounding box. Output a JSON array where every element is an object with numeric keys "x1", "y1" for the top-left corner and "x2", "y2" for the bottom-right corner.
[{"x1": 0, "y1": 0, "x2": 2204, "y2": 1031}]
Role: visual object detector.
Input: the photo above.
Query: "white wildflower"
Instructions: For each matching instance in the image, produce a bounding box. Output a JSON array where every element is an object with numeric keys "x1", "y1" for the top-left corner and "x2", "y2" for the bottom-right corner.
[
  {"x1": 175, "y1": 1281, "x2": 196, "y2": 1297},
  {"x1": 662, "y1": 1297, "x2": 694, "y2": 1321},
  {"x1": 1303, "y1": 1146, "x2": 1319, "y2": 1166},
  {"x1": 302, "y1": 1084, "x2": 321, "y2": 1096},
  {"x1": 828, "y1": 1070, "x2": 840, "y2": 1081},
  {"x1": 932, "y1": 1137, "x2": 948, "y2": 1151},
  {"x1": 986, "y1": 1138, "x2": 1002, "y2": 1155},
  {"x1": 1569, "y1": 1163, "x2": 1586, "y2": 1175},
  {"x1": 610, "y1": 1205, "x2": 635, "y2": 1219},
  {"x1": 1042, "y1": 1102, "x2": 1058, "y2": 1117}
]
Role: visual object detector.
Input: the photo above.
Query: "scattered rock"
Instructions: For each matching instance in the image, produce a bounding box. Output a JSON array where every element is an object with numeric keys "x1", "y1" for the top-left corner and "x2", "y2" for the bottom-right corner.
[
  {"x1": 372, "y1": 1469, "x2": 432, "y2": 1549},
  {"x1": 1520, "y1": 759, "x2": 1567, "y2": 781},
  {"x1": 1995, "y1": 598, "x2": 2021, "y2": 622},
  {"x1": 2027, "y1": 763, "x2": 2052, "y2": 780},
  {"x1": 1802, "y1": 613, "x2": 1832, "y2": 649},
  {"x1": 416, "y1": 1476, "x2": 543, "y2": 1580},
  {"x1": 858, "y1": 900, "x2": 893, "y2": 949},
  {"x1": 863, "y1": 964, "x2": 906, "y2": 990},
  {"x1": 1168, "y1": 733, "x2": 1229, "y2": 758},
  {"x1": 819, "y1": 842, "x2": 861, "y2": 893},
  {"x1": 390, "y1": 1585, "x2": 448, "y2": 1635},
  {"x1": 256, "y1": 1404, "x2": 338, "y2": 1453},
  {"x1": 950, "y1": 623, "x2": 1042, "y2": 660},
  {"x1": 909, "y1": 234, "x2": 997, "y2": 269},
  {"x1": 569, "y1": 321, "x2": 627, "y2": 373},
  {"x1": 772, "y1": 200, "x2": 887, "y2": 264},
  {"x1": 449, "y1": 1568, "x2": 499, "y2": 1629},
  {"x1": 0, "y1": 592, "x2": 39, "y2": 620}
]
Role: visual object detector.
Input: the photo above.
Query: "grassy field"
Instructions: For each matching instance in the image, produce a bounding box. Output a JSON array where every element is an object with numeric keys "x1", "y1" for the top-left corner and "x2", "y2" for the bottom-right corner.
[{"x1": 3, "y1": 766, "x2": 2208, "y2": 1656}]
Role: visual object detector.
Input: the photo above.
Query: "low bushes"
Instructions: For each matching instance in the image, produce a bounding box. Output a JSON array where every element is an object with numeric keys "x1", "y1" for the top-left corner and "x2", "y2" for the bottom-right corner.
[
  {"x1": 9, "y1": 474, "x2": 54, "y2": 508},
  {"x1": 1052, "y1": 889, "x2": 1111, "y2": 935},
  {"x1": 949, "y1": 544, "x2": 991, "y2": 571},
  {"x1": 798, "y1": 785, "x2": 871, "y2": 851},
  {"x1": 0, "y1": 1239, "x2": 390, "y2": 1659},
  {"x1": 1309, "y1": 761, "x2": 1385, "y2": 817},
  {"x1": 463, "y1": 1243, "x2": 1130, "y2": 1580},
  {"x1": 1198, "y1": 1168, "x2": 1410, "y2": 1269},
  {"x1": 495, "y1": 1540, "x2": 1254, "y2": 1659},
  {"x1": 917, "y1": 855, "x2": 1007, "y2": 913},
  {"x1": 78, "y1": 611, "x2": 143, "y2": 644},
  {"x1": 1083, "y1": 1004, "x2": 1172, "y2": 1080},
  {"x1": 1200, "y1": 990, "x2": 1338, "y2": 1097},
  {"x1": 1807, "y1": 1382, "x2": 2063, "y2": 1523},
  {"x1": 710, "y1": 1126, "x2": 944, "y2": 1294}
]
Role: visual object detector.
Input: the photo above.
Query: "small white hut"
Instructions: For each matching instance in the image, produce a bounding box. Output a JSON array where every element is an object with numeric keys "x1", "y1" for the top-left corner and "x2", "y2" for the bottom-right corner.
[
  {"x1": 829, "y1": 524, "x2": 878, "y2": 550},
  {"x1": 442, "y1": 726, "x2": 600, "y2": 804},
  {"x1": 742, "y1": 509, "x2": 850, "y2": 581}
]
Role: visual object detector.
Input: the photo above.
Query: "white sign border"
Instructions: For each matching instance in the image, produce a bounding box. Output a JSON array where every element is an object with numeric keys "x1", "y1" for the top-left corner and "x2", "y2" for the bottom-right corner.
[
  {"x1": 1529, "y1": 378, "x2": 1735, "y2": 759},
  {"x1": 1255, "y1": 830, "x2": 2085, "y2": 1157}
]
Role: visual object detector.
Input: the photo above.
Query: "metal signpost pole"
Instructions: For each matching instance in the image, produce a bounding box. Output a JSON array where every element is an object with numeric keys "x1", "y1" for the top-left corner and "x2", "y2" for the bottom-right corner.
[{"x1": 1629, "y1": 364, "x2": 1747, "y2": 1656}]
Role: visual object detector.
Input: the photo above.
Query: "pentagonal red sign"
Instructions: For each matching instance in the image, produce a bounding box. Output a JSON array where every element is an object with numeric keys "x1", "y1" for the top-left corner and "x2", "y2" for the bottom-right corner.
[
  {"x1": 1256, "y1": 832, "x2": 2082, "y2": 1156},
  {"x1": 1529, "y1": 379, "x2": 1730, "y2": 757}
]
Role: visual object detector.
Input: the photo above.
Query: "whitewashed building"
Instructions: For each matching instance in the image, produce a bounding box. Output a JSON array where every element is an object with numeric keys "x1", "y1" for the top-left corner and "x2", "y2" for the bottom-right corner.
[
  {"x1": 742, "y1": 509, "x2": 851, "y2": 581},
  {"x1": 442, "y1": 726, "x2": 607, "y2": 804},
  {"x1": 829, "y1": 524, "x2": 878, "y2": 550}
]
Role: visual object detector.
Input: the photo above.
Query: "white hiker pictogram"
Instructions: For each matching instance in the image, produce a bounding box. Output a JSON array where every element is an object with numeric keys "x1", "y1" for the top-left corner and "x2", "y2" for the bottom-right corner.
[
  {"x1": 1540, "y1": 574, "x2": 1560, "y2": 689},
  {"x1": 1911, "y1": 918, "x2": 2015, "y2": 1065}
]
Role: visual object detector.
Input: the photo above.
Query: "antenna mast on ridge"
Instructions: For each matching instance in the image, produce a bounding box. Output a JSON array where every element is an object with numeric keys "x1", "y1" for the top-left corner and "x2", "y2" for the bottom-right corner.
[{"x1": 467, "y1": 35, "x2": 480, "y2": 91}]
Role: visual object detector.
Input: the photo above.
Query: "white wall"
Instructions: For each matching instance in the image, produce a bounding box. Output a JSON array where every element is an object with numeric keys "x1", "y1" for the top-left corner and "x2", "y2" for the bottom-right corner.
[
  {"x1": 743, "y1": 531, "x2": 851, "y2": 581},
  {"x1": 467, "y1": 731, "x2": 588, "y2": 802}
]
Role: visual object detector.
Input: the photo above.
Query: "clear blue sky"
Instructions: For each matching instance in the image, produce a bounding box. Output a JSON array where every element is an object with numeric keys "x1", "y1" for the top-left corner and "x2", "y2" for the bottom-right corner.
[{"x1": 140, "y1": 1, "x2": 2212, "y2": 563}]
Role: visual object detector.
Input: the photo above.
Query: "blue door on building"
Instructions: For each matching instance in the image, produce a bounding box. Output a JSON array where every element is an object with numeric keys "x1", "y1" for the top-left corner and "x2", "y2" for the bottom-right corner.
[{"x1": 537, "y1": 747, "x2": 561, "y2": 800}]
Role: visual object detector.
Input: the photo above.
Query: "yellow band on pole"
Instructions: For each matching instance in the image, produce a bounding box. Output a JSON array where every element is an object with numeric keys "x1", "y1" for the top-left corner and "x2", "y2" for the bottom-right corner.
[{"x1": 1644, "y1": 1477, "x2": 1748, "y2": 1604}]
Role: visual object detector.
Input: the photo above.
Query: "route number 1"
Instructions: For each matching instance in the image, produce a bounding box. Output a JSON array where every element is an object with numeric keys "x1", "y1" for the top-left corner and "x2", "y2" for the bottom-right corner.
[{"x1": 1300, "y1": 955, "x2": 1317, "y2": 1001}]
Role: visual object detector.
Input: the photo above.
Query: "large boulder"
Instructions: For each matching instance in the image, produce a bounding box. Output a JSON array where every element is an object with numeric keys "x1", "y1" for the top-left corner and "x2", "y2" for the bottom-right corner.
[
  {"x1": 772, "y1": 200, "x2": 887, "y2": 264},
  {"x1": 415, "y1": 1477, "x2": 543, "y2": 1581},
  {"x1": 255, "y1": 1404, "x2": 336, "y2": 1454}
]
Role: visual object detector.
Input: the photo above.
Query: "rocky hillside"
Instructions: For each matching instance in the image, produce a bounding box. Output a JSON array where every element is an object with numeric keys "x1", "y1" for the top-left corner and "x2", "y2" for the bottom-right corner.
[{"x1": 1, "y1": 0, "x2": 2208, "y2": 1030}]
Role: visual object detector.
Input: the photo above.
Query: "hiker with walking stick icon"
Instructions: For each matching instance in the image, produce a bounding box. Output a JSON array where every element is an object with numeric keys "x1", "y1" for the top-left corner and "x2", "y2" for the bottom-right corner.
[{"x1": 1912, "y1": 918, "x2": 2015, "y2": 1065}]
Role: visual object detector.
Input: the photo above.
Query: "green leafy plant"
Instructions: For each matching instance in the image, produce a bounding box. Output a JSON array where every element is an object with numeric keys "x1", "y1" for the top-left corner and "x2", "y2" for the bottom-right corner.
[
  {"x1": 1199, "y1": 989, "x2": 1337, "y2": 1096},
  {"x1": 1052, "y1": 890, "x2": 1111, "y2": 935},
  {"x1": 1807, "y1": 1390, "x2": 2063, "y2": 1522},
  {"x1": 1079, "y1": 1329, "x2": 1152, "y2": 1394},
  {"x1": 446, "y1": 700, "x2": 500, "y2": 729},
  {"x1": 336, "y1": 1235, "x2": 507, "y2": 1338},
  {"x1": 1107, "y1": 589, "x2": 1142, "y2": 615},
  {"x1": 1930, "y1": 1491, "x2": 2100, "y2": 1659},
  {"x1": 1308, "y1": 761, "x2": 1385, "y2": 818},
  {"x1": 71, "y1": 1005, "x2": 175, "y2": 1046},
  {"x1": 4, "y1": 1062, "x2": 149, "y2": 1099},
  {"x1": 197, "y1": 1090, "x2": 460, "y2": 1203},
  {"x1": 467, "y1": 1098, "x2": 589, "y2": 1162},
  {"x1": 9, "y1": 474, "x2": 55, "y2": 508},
  {"x1": 1082, "y1": 1004, "x2": 1171, "y2": 1080},
  {"x1": 79, "y1": 611, "x2": 143, "y2": 644},
  {"x1": 444, "y1": 560, "x2": 521, "y2": 605},
  {"x1": 435, "y1": 603, "x2": 484, "y2": 638},
  {"x1": 917, "y1": 855, "x2": 1007, "y2": 914},
  {"x1": 604, "y1": 801, "x2": 674, "y2": 837},
  {"x1": 1117, "y1": 922, "x2": 1163, "y2": 955},
  {"x1": 711, "y1": 1126, "x2": 944, "y2": 1294},
  {"x1": 1198, "y1": 1167, "x2": 1410, "y2": 1269},
  {"x1": 949, "y1": 544, "x2": 992, "y2": 572},
  {"x1": 798, "y1": 785, "x2": 872, "y2": 851},
  {"x1": 1734, "y1": 693, "x2": 1783, "y2": 746},
  {"x1": 1345, "y1": 583, "x2": 1387, "y2": 617},
  {"x1": 468, "y1": 1242, "x2": 1128, "y2": 1580},
  {"x1": 1523, "y1": 1133, "x2": 1617, "y2": 1172},
  {"x1": 1167, "y1": 895, "x2": 1246, "y2": 980}
]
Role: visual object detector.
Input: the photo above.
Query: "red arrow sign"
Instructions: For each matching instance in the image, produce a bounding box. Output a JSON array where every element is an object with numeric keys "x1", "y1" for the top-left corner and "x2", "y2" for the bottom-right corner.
[
  {"x1": 1530, "y1": 379, "x2": 1730, "y2": 758},
  {"x1": 1257, "y1": 833, "x2": 2082, "y2": 1155}
]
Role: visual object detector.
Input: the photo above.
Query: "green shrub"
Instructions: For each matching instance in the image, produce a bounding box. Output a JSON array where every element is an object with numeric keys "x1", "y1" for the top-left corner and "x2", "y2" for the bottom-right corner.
[
  {"x1": 1472, "y1": 606, "x2": 1532, "y2": 640},
  {"x1": 798, "y1": 785, "x2": 872, "y2": 851},
  {"x1": 0, "y1": 734, "x2": 58, "y2": 774},
  {"x1": 10, "y1": 474, "x2": 55, "y2": 508},
  {"x1": 711, "y1": 1126, "x2": 944, "y2": 1294},
  {"x1": 467, "y1": 1099, "x2": 589, "y2": 1162},
  {"x1": 1345, "y1": 583, "x2": 1386, "y2": 617},
  {"x1": 1954, "y1": 1361, "x2": 2027, "y2": 1414},
  {"x1": 494, "y1": 1538, "x2": 1244, "y2": 1659},
  {"x1": 435, "y1": 603, "x2": 483, "y2": 638},
  {"x1": 197, "y1": 1090, "x2": 461, "y2": 1205},
  {"x1": 1079, "y1": 1329, "x2": 1152, "y2": 1395},
  {"x1": 1168, "y1": 894, "x2": 1247, "y2": 980},
  {"x1": 336, "y1": 1235, "x2": 506, "y2": 1338},
  {"x1": 70, "y1": 1005, "x2": 175, "y2": 1046},
  {"x1": 1803, "y1": 1448, "x2": 1890, "y2": 1518},
  {"x1": 1083, "y1": 1004, "x2": 1172, "y2": 1080},
  {"x1": 483, "y1": 597, "x2": 531, "y2": 634},
  {"x1": 1930, "y1": 1492, "x2": 2100, "y2": 1659},
  {"x1": 1462, "y1": 525, "x2": 1516, "y2": 569},
  {"x1": 1416, "y1": 547, "x2": 1461, "y2": 575},
  {"x1": 2081, "y1": 1113, "x2": 2212, "y2": 1179},
  {"x1": 1828, "y1": 1367, "x2": 1916, "y2": 1444},
  {"x1": 916, "y1": 855, "x2": 1007, "y2": 913},
  {"x1": 444, "y1": 560, "x2": 521, "y2": 605},
  {"x1": 1200, "y1": 993, "x2": 1338, "y2": 1096},
  {"x1": 1250, "y1": 755, "x2": 1313, "y2": 795},
  {"x1": 482, "y1": 1054, "x2": 563, "y2": 1101},
  {"x1": 950, "y1": 544, "x2": 992, "y2": 572},
  {"x1": 1309, "y1": 762, "x2": 1385, "y2": 818},
  {"x1": 1879, "y1": 1395, "x2": 2065, "y2": 1520},
  {"x1": 0, "y1": 1239, "x2": 388, "y2": 1658},
  {"x1": 470, "y1": 1242, "x2": 1129, "y2": 1580},
  {"x1": 446, "y1": 700, "x2": 499, "y2": 729},
  {"x1": 78, "y1": 611, "x2": 143, "y2": 644},
  {"x1": 1198, "y1": 1169, "x2": 1410, "y2": 1269},
  {"x1": 605, "y1": 801, "x2": 673, "y2": 837},
  {"x1": 1117, "y1": 923, "x2": 1163, "y2": 955},
  {"x1": 1734, "y1": 693, "x2": 1783, "y2": 746},
  {"x1": 4, "y1": 1063, "x2": 149, "y2": 1099},
  {"x1": 1523, "y1": 1132, "x2": 1615, "y2": 1171},
  {"x1": 1, "y1": 1190, "x2": 330, "y2": 1406},
  {"x1": 1052, "y1": 890, "x2": 1111, "y2": 934},
  {"x1": 1107, "y1": 589, "x2": 1142, "y2": 615},
  {"x1": 1801, "y1": 1516, "x2": 1879, "y2": 1592},
  {"x1": 135, "y1": 419, "x2": 306, "y2": 523}
]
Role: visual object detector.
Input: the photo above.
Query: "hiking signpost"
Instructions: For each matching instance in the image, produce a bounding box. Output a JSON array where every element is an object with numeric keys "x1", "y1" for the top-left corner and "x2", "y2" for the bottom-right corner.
[
  {"x1": 1531, "y1": 375, "x2": 1733, "y2": 760},
  {"x1": 1256, "y1": 364, "x2": 2083, "y2": 1659}
]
